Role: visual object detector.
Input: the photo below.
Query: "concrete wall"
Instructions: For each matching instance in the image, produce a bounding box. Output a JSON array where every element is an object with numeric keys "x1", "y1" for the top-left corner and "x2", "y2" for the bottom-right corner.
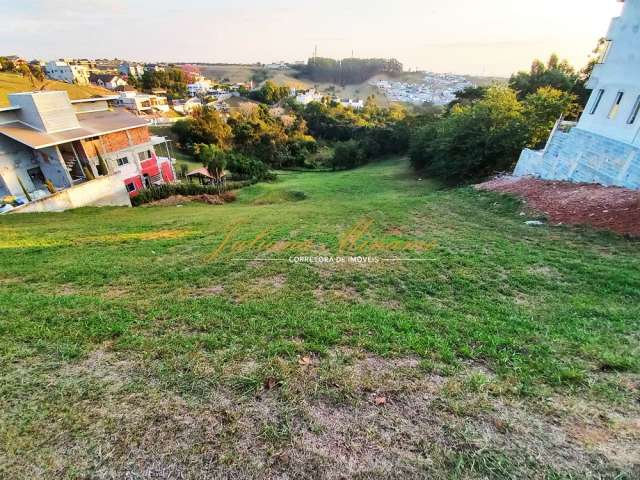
[
  {"x1": 37, "y1": 147, "x2": 72, "y2": 189},
  {"x1": 514, "y1": 127, "x2": 640, "y2": 189},
  {"x1": 579, "y1": 0, "x2": 640, "y2": 145},
  {"x1": 11, "y1": 174, "x2": 131, "y2": 213},
  {"x1": 0, "y1": 135, "x2": 39, "y2": 195},
  {"x1": 9, "y1": 91, "x2": 80, "y2": 133}
]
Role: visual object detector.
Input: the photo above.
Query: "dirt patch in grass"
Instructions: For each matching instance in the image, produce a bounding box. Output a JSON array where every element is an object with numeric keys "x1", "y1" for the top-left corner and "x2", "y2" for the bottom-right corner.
[
  {"x1": 314, "y1": 285, "x2": 362, "y2": 304},
  {"x1": 2, "y1": 348, "x2": 638, "y2": 478},
  {"x1": 189, "y1": 284, "x2": 225, "y2": 298},
  {"x1": 477, "y1": 176, "x2": 640, "y2": 237},
  {"x1": 144, "y1": 193, "x2": 235, "y2": 207}
]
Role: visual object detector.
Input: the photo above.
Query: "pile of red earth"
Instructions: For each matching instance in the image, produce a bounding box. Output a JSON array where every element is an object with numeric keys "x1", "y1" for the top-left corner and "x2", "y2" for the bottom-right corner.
[{"x1": 477, "y1": 176, "x2": 640, "y2": 237}]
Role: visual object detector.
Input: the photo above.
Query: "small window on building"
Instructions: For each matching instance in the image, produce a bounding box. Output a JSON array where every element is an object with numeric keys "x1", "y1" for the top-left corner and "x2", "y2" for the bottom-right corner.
[
  {"x1": 627, "y1": 96, "x2": 640, "y2": 124},
  {"x1": 138, "y1": 150, "x2": 153, "y2": 161},
  {"x1": 116, "y1": 156, "x2": 129, "y2": 166},
  {"x1": 125, "y1": 182, "x2": 136, "y2": 193},
  {"x1": 598, "y1": 40, "x2": 612, "y2": 64},
  {"x1": 590, "y1": 89, "x2": 605, "y2": 115},
  {"x1": 608, "y1": 91, "x2": 624, "y2": 119}
]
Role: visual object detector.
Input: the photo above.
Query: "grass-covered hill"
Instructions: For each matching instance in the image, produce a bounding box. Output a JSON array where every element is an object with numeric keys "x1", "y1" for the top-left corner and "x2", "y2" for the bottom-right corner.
[
  {"x1": 1, "y1": 159, "x2": 638, "y2": 478},
  {"x1": 0, "y1": 72, "x2": 111, "y2": 107}
]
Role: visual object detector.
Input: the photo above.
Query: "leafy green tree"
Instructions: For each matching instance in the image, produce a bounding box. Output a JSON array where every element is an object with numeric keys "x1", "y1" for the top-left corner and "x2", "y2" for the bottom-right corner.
[
  {"x1": 522, "y1": 87, "x2": 579, "y2": 148},
  {"x1": 509, "y1": 54, "x2": 587, "y2": 105},
  {"x1": 410, "y1": 86, "x2": 527, "y2": 183},
  {"x1": 0, "y1": 57, "x2": 15, "y2": 72},
  {"x1": 248, "y1": 81, "x2": 290, "y2": 104},
  {"x1": 171, "y1": 106, "x2": 232, "y2": 150},
  {"x1": 28, "y1": 64, "x2": 45, "y2": 82},
  {"x1": 197, "y1": 144, "x2": 226, "y2": 192},
  {"x1": 331, "y1": 140, "x2": 366, "y2": 170},
  {"x1": 226, "y1": 153, "x2": 271, "y2": 180}
]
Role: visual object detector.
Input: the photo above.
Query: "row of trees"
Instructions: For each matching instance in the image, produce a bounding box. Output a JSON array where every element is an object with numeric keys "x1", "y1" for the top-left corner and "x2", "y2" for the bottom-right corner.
[
  {"x1": 1, "y1": 57, "x2": 45, "y2": 84},
  {"x1": 128, "y1": 68, "x2": 189, "y2": 99},
  {"x1": 295, "y1": 57, "x2": 403, "y2": 85}
]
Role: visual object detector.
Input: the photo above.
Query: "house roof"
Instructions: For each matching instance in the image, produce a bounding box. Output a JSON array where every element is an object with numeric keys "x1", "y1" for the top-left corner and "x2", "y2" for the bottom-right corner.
[
  {"x1": 89, "y1": 73, "x2": 119, "y2": 83},
  {"x1": 186, "y1": 167, "x2": 227, "y2": 179},
  {"x1": 0, "y1": 110, "x2": 148, "y2": 149},
  {"x1": 186, "y1": 167, "x2": 214, "y2": 179}
]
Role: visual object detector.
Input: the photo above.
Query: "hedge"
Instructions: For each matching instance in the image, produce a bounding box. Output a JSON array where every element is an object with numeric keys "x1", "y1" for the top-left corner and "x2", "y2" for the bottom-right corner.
[{"x1": 131, "y1": 179, "x2": 256, "y2": 206}]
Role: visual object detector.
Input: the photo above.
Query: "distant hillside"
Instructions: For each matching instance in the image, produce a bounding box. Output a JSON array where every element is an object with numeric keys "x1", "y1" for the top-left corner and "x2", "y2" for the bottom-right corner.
[{"x1": 0, "y1": 72, "x2": 111, "y2": 107}]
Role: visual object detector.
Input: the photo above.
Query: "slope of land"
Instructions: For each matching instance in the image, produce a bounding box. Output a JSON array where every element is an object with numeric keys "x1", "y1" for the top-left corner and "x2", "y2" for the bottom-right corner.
[
  {"x1": 0, "y1": 160, "x2": 638, "y2": 478},
  {"x1": 478, "y1": 176, "x2": 640, "y2": 237},
  {"x1": 0, "y1": 72, "x2": 111, "y2": 107}
]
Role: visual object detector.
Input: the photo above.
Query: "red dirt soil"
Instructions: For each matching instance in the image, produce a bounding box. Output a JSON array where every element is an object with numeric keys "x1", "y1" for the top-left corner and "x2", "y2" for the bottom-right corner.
[{"x1": 477, "y1": 176, "x2": 640, "y2": 237}]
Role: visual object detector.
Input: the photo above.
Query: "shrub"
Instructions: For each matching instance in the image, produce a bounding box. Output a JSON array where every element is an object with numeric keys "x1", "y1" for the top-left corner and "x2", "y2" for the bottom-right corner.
[
  {"x1": 131, "y1": 180, "x2": 256, "y2": 206},
  {"x1": 331, "y1": 140, "x2": 366, "y2": 170},
  {"x1": 226, "y1": 153, "x2": 271, "y2": 180}
]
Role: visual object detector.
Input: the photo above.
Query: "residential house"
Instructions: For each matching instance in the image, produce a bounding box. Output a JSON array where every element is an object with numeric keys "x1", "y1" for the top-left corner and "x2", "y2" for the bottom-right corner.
[
  {"x1": 0, "y1": 91, "x2": 176, "y2": 213},
  {"x1": 173, "y1": 97, "x2": 202, "y2": 115},
  {"x1": 89, "y1": 73, "x2": 128, "y2": 90},
  {"x1": 116, "y1": 91, "x2": 170, "y2": 114},
  {"x1": 294, "y1": 88, "x2": 324, "y2": 105},
  {"x1": 514, "y1": 0, "x2": 640, "y2": 189},
  {"x1": 187, "y1": 77, "x2": 213, "y2": 97},
  {"x1": 45, "y1": 60, "x2": 90, "y2": 85},
  {"x1": 144, "y1": 63, "x2": 166, "y2": 73},
  {"x1": 337, "y1": 98, "x2": 364, "y2": 109},
  {"x1": 119, "y1": 63, "x2": 145, "y2": 78},
  {"x1": 4, "y1": 55, "x2": 27, "y2": 67}
]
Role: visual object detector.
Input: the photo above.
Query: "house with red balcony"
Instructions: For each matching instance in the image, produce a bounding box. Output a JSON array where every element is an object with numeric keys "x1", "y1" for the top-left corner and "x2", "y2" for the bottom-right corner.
[{"x1": 0, "y1": 91, "x2": 176, "y2": 213}]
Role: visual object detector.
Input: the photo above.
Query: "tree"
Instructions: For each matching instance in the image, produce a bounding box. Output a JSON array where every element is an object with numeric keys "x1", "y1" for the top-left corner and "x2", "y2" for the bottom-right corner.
[
  {"x1": 197, "y1": 144, "x2": 226, "y2": 193},
  {"x1": 18, "y1": 64, "x2": 35, "y2": 86},
  {"x1": 0, "y1": 57, "x2": 15, "y2": 72},
  {"x1": 28, "y1": 64, "x2": 45, "y2": 82},
  {"x1": 171, "y1": 106, "x2": 232, "y2": 151},
  {"x1": 410, "y1": 86, "x2": 527, "y2": 183},
  {"x1": 522, "y1": 87, "x2": 579, "y2": 148},
  {"x1": 226, "y1": 153, "x2": 271, "y2": 180},
  {"x1": 331, "y1": 140, "x2": 366, "y2": 170},
  {"x1": 509, "y1": 54, "x2": 584, "y2": 106},
  {"x1": 248, "y1": 81, "x2": 290, "y2": 105}
]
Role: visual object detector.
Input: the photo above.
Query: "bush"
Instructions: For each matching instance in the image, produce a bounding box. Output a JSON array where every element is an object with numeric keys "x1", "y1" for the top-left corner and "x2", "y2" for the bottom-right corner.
[
  {"x1": 225, "y1": 152, "x2": 273, "y2": 181},
  {"x1": 331, "y1": 140, "x2": 366, "y2": 170},
  {"x1": 131, "y1": 180, "x2": 256, "y2": 206}
]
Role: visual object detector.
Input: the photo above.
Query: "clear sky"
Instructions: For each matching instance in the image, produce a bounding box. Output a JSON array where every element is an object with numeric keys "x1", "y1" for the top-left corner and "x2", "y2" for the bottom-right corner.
[{"x1": 1, "y1": 0, "x2": 624, "y2": 77}]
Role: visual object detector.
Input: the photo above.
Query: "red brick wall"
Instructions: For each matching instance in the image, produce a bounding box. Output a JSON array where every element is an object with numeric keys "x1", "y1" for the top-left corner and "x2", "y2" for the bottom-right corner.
[
  {"x1": 100, "y1": 126, "x2": 150, "y2": 153},
  {"x1": 101, "y1": 131, "x2": 129, "y2": 153},
  {"x1": 128, "y1": 126, "x2": 150, "y2": 146}
]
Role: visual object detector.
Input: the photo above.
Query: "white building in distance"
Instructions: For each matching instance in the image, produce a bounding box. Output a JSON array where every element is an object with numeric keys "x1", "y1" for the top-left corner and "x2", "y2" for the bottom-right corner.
[
  {"x1": 45, "y1": 61, "x2": 90, "y2": 85},
  {"x1": 515, "y1": 0, "x2": 640, "y2": 189}
]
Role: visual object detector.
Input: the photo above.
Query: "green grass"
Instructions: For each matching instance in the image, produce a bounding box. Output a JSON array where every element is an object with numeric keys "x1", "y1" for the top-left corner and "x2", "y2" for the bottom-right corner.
[
  {"x1": 0, "y1": 72, "x2": 111, "y2": 107},
  {"x1": 1, "y1": 158, "x2": 638, "y2": 477}
]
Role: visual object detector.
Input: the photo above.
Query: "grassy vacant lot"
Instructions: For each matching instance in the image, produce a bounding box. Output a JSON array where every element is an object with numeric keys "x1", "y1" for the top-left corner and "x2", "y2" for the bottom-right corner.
[
  {"x1": 0, "y1": 72, "x2": 111, "y2": 107},
  {"x1": 1, "y1": 159, "x2": 639, "y2": 478}
]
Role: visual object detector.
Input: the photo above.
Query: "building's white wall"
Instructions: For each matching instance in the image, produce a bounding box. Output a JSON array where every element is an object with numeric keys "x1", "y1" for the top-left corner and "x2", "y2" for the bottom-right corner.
[
  {"x1": 578, "y1": 0, "x2": 640, "y2": 145},
  {"x1": 11, "y1": 174, "x2": 131, "y2": 213}
]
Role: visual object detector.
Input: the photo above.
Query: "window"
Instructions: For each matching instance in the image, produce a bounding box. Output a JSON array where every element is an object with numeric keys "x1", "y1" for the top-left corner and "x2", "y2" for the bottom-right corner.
[
  {"x1": 138, "y1": 150, "x2": 153, "y2": 161},
  {"x1": 589, "y1": 89, "x2": 605, "y2": 115},
  {"x1": 627, "y1": 96, "x2": 640, "y2": 124},
  {"x1": 608, "y1": 91, "x2": 624, "y2": 119},
  {"x1": 116, "y1": 156, "x2": 129, "y2": 166},
  {"x1": 598, "y1": 40, "x2": 612, "y2": 64},
  {"x1": 125, "y1": 182, "x2": 136, "y2": 193}
]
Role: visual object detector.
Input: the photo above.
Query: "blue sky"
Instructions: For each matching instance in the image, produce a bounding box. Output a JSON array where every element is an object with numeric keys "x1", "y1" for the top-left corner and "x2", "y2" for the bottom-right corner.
[{"x1": 1, "y1": 0, "x2": 623, "y2": 76}]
